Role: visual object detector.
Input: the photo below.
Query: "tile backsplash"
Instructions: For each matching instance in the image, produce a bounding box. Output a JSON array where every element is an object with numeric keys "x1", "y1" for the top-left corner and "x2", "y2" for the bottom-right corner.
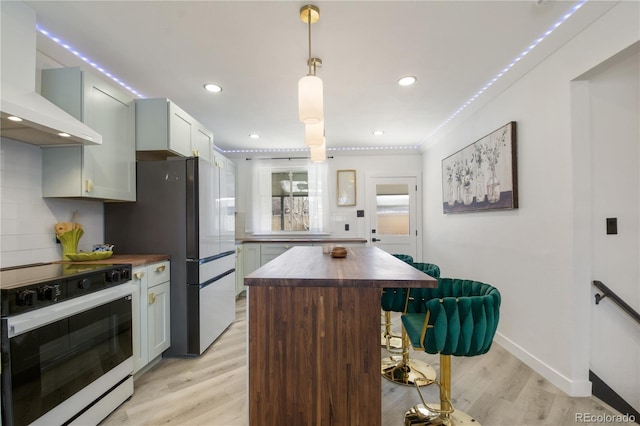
[{"x1": 0, "y1": 139, "x2": 103, "y2": 267}]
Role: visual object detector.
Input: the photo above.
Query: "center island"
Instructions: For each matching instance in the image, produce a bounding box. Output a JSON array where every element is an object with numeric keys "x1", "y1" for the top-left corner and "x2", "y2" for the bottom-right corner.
[{"x1": 244, "y1": 246, "x2": 438, "y2": 426}]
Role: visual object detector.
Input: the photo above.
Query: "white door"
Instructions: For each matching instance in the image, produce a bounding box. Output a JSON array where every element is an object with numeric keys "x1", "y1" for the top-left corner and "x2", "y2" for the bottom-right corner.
[{"x1": 367, "y1": 176, "x2": 418, "y2": 260}]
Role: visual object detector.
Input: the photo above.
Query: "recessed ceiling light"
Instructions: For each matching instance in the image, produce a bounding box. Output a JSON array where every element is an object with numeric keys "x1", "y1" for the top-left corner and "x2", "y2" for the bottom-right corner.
[
  {"x1": 249, "y1": 133, "x2": 260, "y2": 139},
  {"x1": 398, "y1": 76, "x2": 417, "y2": 86},
  {"x1": 372, "y1": 130, "x2": 384, "y2": 136},
  {"x1": 7, "y1": 116, "x2": 23, "y2": 122},
  {"x1": 58, "y1": 132, "x2": 71, "y2": 138},
  {"x1": 204, "y1": 83, "x2": 222, "y2": 93}
]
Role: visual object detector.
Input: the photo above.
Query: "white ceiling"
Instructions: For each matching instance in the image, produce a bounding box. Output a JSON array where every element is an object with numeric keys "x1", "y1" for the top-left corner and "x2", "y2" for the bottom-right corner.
[{"x1": 25, "y1": 0, "x2": 615, "y2": 155}]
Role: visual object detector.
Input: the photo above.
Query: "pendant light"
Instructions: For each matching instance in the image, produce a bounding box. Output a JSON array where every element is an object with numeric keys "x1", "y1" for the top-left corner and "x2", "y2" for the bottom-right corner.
[
  {"x1": 310, "y1": 139, "x2": 326, "y2": 163},
  {"x1": 305, "y1": 119, "x2": 324, "y2": 147},
  {"x1": 298, "y1": 5, "x2": 323, "y2": 125}
]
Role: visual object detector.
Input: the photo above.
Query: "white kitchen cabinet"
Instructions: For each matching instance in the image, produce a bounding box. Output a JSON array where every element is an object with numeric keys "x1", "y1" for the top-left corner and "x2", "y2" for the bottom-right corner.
[
  {"x1": 243, "y1": 243, "x2": 261, "y2": 276},
  {"x1": 135, "y1": 98, "x2": 213, "y2": 162},
  {"x1": 40, "y1": 67, "x2": 136, "y2": 201},
  {"x1": 131, "y1": 261, "x2": 171, "y2": 376},
  {"x1": 148, "y1": 280, "x2": 171, "y2": 360},
  {"x1": 193, "y1": 121, "x2": 214, "y2": 162},
  {"x1": 260, "y1": 243, "x2": 313, "y2": 266}
]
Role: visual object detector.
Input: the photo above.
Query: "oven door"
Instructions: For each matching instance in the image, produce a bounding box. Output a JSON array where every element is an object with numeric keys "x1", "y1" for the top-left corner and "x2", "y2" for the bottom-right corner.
[{"x1": 1, "y1": 284, "x2": 135, "y2": 426}]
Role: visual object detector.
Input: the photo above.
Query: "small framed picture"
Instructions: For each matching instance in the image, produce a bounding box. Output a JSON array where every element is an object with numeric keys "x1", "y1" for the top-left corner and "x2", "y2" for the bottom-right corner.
[{"x1": 337, "y1": 170, "x2": 356, "y2": 206}]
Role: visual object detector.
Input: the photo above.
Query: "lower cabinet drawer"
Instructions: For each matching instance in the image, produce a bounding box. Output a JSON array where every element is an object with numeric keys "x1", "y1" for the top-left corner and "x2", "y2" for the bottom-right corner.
[{"x1": 147, "y1": 261, "x2": 170, "y2": 287}]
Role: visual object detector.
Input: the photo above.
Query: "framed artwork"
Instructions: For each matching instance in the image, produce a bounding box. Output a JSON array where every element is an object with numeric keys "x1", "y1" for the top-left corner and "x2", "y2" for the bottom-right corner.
[
  {"x1": 442, "y1": 121, "x2": 518, "y2": 214},
  {"x1": 337, "y1": 170, "x2": 356, "y2": 206}
]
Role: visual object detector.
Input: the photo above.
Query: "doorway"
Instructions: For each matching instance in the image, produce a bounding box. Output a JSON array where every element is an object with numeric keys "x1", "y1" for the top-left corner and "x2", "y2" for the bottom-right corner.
[
  {"x1": 573, "y1": 42, "x2": 640, "y2": 414},
  {"x1": 366, "y1": 175, "x2": 419, "y2": 260}
]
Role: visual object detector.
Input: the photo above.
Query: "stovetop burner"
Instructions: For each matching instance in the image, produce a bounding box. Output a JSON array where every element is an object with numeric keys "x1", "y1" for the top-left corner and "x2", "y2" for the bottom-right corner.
[{"x1": 1, "y1": 262, "x2": 132, "y2": 316}]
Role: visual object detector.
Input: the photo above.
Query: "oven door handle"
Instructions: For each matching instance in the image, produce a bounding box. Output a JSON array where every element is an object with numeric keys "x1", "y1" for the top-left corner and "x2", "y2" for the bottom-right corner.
[{"x1": 7, "y1": 283, "x2": 136, "y2": 338}]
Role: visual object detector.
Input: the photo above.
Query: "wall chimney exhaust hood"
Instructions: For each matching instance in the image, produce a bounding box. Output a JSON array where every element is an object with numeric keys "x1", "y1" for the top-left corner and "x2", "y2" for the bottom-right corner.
[{"x1": 0, "y1": 1, "x2": 102, "y2": 146}]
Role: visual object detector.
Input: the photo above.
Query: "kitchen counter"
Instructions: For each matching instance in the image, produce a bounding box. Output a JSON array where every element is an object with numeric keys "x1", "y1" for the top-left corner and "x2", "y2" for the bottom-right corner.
[
  {"x1": 245, "y1": 246, "x2": 437, "y2": 425},
  {"x1": 58, "y1": 254, "x2": 169, "y2": 267}
]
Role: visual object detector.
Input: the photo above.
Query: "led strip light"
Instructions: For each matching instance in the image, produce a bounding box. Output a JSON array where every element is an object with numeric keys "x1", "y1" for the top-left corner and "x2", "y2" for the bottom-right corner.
[
  {"x1": 37, "y1": 0, "x2": 587, "y2": 153},
  {"x1": 425, "y1": 0, "x2": 588, "y2": 141},
  {"x1": 37, "y1": 25, "x2": 145, "y2": 98}
]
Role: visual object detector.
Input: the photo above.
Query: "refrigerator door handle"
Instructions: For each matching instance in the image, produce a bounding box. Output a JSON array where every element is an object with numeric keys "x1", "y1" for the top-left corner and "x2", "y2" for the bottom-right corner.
[{"x1": 200, "y1": 268, "x2": 235, "y2": 289}]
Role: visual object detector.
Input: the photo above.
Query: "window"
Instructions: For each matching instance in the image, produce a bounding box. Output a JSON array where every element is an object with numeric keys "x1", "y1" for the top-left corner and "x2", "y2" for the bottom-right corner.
[
  {"x1": 271, "y1": 171, "x2": 309, "y2": 231},
  {"x1": 250, "y1": 159, "x2": 328, "y2": 234}
]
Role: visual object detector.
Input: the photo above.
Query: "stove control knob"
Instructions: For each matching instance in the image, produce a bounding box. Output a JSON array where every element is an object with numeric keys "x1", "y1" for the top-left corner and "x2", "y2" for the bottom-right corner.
[
  {"x1": 17, "y1": 289, "x2": 36, "y2": 306},
  {"x1": 37, "y1": 285, "x2": 55, "y2": 301},
  {"x1": 78, "y1": 278, "x2": 91, "y2": 290},
  {"x1": 106, "y1": 270, "x2": 121, "y2": 283},
  {"x1": 120, "y1": 268, "x2": 131, "y2": 281}
]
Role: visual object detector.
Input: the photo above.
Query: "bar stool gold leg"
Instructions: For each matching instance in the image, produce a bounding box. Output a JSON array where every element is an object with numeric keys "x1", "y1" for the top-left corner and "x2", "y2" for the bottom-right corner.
[
  {"x1": 381, "y1": 311, "x2": 403, "y2": 349},
  {"x1": 404, "y1": 355, "x2": 480, "y2": 425},
  {"x1": 382, "y1": 327, "x2": 436, "y2": 387}
]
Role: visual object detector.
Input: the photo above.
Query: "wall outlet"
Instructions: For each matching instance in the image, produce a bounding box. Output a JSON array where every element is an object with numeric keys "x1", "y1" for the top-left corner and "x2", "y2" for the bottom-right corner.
[
  {"x1": 606, "y1": 218, "x2": 617, "y2": 235},
  {"x1": 344, "y1": 224, "x2": 349, "y2": 231}
]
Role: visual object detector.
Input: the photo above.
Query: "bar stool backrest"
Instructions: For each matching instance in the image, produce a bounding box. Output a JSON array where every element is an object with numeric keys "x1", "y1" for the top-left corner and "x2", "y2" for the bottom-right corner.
[{"x1": 421, "y1": 278, "x2": 500, "y2": 356}]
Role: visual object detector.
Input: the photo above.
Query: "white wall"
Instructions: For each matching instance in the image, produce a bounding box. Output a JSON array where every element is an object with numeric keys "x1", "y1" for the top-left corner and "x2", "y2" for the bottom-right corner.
[
  {"x1": 0, "y1": 138, "x2": 104, "y2": 267},
  {"x1": 421, "y1": 1, "x2": 639, "y2": 398},
  {"x1": 233, "y1": 153, "x2": 422, "y2": 245}
]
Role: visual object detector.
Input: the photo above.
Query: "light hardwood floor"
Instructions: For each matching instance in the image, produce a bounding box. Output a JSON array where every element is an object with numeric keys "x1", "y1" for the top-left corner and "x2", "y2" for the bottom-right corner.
[{"x1": 102, "y1": 295, "x2": 627, "y2": 426}]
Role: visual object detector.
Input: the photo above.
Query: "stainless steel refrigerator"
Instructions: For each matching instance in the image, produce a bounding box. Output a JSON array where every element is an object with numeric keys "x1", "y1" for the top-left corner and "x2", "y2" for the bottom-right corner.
[{"x1": 105, "y1": 156, "x2": 236, "y2": 357}]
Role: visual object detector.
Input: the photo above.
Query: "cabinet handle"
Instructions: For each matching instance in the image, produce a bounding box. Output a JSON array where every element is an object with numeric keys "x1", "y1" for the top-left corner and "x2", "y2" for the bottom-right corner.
[
  {"x1": 85, "y1": 179, "x2": 94, "y2": 193},
  {"x1": 134, "y1": 272, "x2": 145, "y2": 280},
  {"x1": 156, "y1": 265, "x2": 166, "y2": 273},
  {"x1": 149, "y1": 292, "x2": 156, "y2": 305},
  {"x1": 193, "y1": 149, "x2": 200, "y2": 157}
]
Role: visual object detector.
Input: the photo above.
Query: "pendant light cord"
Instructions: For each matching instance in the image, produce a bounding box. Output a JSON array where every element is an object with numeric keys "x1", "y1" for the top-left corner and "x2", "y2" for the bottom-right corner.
[{"x1": 307, "y1": 8, "x2": 313, "y2": 76}]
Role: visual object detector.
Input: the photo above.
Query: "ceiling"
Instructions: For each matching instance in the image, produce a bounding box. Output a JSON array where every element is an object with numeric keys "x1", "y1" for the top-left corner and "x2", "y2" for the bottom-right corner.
[{"x1": 25, "y1": 0, "x2": 613, "y2": 155}]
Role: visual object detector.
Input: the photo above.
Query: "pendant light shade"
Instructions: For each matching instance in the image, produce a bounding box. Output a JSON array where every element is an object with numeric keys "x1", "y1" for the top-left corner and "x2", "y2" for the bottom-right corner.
[
  {"x1": 304, "y1": 119, "x2": 324, "y2": 146},
  {"x1": 310, "y1": 140, "x2": 326, "y2": 163},
  {"x1": 298, "y1": 75, "x2": 323, "y2": 125}
]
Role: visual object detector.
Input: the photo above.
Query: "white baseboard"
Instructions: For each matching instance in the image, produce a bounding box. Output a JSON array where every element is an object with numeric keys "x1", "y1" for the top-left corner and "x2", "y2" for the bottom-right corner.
[{"x1": 494, "y1": 332, "x2": 592, "y2": 397}]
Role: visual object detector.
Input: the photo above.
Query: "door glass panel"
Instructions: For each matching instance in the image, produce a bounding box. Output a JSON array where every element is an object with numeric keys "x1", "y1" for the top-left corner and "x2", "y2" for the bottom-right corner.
[{"x1": 376, "y1": 184, "x2": 409, "y2": 235}]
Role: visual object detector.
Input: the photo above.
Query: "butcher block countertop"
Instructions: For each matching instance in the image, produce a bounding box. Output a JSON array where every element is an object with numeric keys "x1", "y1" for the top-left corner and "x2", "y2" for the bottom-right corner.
[
  {"x1": 245, "y1": 246, "x2": 435, "y2": 288},
  {"x1": 58, "y1": 254, "x2": 169, "y2": 267}
]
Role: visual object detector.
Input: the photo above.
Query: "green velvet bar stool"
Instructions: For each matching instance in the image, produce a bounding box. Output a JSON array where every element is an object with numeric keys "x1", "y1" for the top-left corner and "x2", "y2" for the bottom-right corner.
[
  {"x1": 381, "y1": 254, "x2": 414, "y2": 349},
  {"x1": 381, "y1": 260, "x2": 440, "y2": 387},
  {"x1": 402, "y1": 278, "x2": 501, "y2": 425}
]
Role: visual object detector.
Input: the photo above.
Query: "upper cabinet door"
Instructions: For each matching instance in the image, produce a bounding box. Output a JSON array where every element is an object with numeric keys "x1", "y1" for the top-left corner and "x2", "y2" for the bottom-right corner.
[
  {"x1": 136, "y1": 98, "x2": 213, "y2": 160},
  {"x1": 192, "y1": 122, "x2": 213, "y2": 162},
  {"x1": 82, "y1": 72, "x2": 136, "y2": 200},
  {"x1": 40, "y1": 67, "x2": 136, "y2": 201},
  {"x1": 168, "y1": 102, "x2": 193, "y2": 157}
]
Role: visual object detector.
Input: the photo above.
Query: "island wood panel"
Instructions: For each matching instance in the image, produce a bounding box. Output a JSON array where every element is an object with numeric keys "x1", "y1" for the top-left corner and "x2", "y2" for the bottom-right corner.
[
  {"x1": 245, "y1": 246, "x2": 437, "y2": 425},
  {"x1": 249, "y1": 285, "x2": 380, "y2": 426}
]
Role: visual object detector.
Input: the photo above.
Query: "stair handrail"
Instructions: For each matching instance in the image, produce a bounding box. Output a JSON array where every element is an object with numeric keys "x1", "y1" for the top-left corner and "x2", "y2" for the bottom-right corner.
[{"x1": 593, "y1": 280, "x2": 640, "y2": 325}]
